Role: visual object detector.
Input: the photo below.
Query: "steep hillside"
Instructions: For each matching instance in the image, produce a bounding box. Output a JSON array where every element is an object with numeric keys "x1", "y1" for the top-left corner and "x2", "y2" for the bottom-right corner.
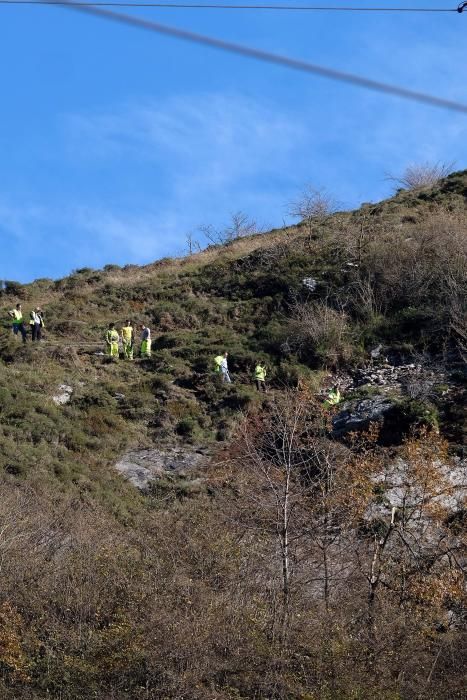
[{"x1": 0, "y1": 171, "x2": 466, "y2": 699}]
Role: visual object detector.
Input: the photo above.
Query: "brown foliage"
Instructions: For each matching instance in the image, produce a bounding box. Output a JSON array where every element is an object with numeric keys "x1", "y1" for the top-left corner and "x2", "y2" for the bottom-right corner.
[
  {"x1": 286, "y1": 299, "x2": 352, "y2": 368},
  {"x1": 0, "y1": 399, "x2": 465, "y2": 699}
]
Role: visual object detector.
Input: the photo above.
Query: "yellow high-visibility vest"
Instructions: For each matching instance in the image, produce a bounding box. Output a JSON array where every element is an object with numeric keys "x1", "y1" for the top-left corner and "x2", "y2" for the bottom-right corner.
[
  {"x1": 106, "y1": 329, "x2": 119, "y2": 344},
  {"x1": 121, "y1": 326, "x2": 133, "y2": 342},
  {"x1": 10, "y1": 309, "x2": 22, "y2": 323},
  {"x1": 327, "y1": 389, "x2": 341, "y2": 406}
]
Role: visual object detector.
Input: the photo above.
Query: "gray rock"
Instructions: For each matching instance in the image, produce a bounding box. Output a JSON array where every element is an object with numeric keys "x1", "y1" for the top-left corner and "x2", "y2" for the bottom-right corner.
[
  {"x1": 302, "y1": 277, "x2": 318, "y2": 292},
  {"x1": 115, "y1": 445, "x2": 209, "y2": 491},
  {"x1": 370, "y1": 344, "x2": 383, "y2": 360},
  {"x1": 332, "y1": 397, "x2": 395, "y2": 437},
  {"x1": 366, "y1": 457, "x2": 467, "y2": 521},
  {"x1": 52, "y1": 385, "x2": 73, "y2": 405}
]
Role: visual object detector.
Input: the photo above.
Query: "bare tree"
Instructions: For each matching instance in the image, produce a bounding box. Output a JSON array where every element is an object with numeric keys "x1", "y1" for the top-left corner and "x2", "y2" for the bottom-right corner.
[
  {"x1": 225, "y1": 211, "x2": 260, "y2": 240},
  {"x1": 353, "y1": 428, "x2": 466, "y2": 672},
  {"x1": 232, "y1": 394, "x2": 308, "y2": 641},
  {"x1": 229, "y1": 392, "x2": 376, "y2": 635},
  {"x1": 199, "y1": 211, "x2": 262, "y2": 247},
  {"x1": 185, "y1": 231, "x2": 202, "y2": 256},
  {"x1": 449, "y1": 293, "x2": 467, "y2": 362},
  {"x1": 387, "y1": 161, "x2": 454, "y2": 191},
  {"x1": 288, "y1": 185, "x2": 337, "y2": 235}
]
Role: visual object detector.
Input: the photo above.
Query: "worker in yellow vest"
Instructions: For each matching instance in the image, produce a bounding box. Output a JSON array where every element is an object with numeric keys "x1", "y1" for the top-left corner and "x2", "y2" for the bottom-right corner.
[
  {"x1": 214, "y1": 354, "x2": 224, "y2": 375},
  {"x1": 214, "y1": 352, "x2": 231, "y2": 383},
  {"x1": 140, "y1": 325, "x2": 151, "y2": 358},
  {"x1": 254, "y1": 361, "x2": 267, "y2": 392},
  {"x1": 324, "y1": 385, "x2": 341, "y2": 409},
  {"x1": 8, "y1": 303, "x2": 27, "y2": 343},
  {"x1": 105, "y1": 323, "x2": 119, "y2": 360},
  {"x1": 121, "y1": 320, "x2": 134, "y2": 360}
]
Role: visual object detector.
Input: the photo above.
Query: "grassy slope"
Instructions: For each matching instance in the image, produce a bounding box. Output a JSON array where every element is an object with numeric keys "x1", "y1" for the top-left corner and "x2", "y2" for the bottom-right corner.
[
  {"x1": 1, "y1": 171, "x2": 466, "y2": 501},
  {"x1": 0, "y1": 171, "x2": 465, "y2": 699}
]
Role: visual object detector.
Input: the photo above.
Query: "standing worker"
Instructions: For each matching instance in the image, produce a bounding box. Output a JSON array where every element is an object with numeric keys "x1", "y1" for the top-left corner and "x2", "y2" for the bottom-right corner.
[
  {"x1": 214, "y1": 353, "x2": 224, "y2": 376},
  {"x1": 105, "y1": 323, "x2": 120, "y2": 360},
  {"x1": 8, "y1": 303, "x2": 27, "y2": 343},
  {"x1": 140, "y1": 324, "x2": 152, "y2": 359},
  {"x1": 254, "y1": 361, "x2": 267, "y2": 392},
  {"x1": 214, "y1": 352, "x2": 231, "y2": 383},
  {"x1": 29, "y1": 307, "x2": 45, "y2": 342},
  {"x1": 121, "y1": 320, "x2": 134, "y2": 360}
]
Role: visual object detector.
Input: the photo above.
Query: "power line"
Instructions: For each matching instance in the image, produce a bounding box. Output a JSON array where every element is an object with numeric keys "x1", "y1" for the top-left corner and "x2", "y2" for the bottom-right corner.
[
  {"x1": 46, "y1": 1, "x2": 467, "y2": 114},
  {"x1": 0, "y1": 0, "x2": 461, "y2": 10}
]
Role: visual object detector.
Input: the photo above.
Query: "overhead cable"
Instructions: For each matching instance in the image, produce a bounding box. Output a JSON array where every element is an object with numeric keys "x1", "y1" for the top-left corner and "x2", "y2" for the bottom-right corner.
[
  {"x1": 47, "y1": 1, "x2": 467, "y2": 115},
  {"x1": 0, "y1": 0, "x2": 460, "y2": 10}
]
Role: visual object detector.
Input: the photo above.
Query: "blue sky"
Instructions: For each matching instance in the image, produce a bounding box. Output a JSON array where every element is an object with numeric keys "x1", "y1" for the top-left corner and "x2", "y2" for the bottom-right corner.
[{"x1": 0, "y1": 0, "x2": 466, "y2": 282}]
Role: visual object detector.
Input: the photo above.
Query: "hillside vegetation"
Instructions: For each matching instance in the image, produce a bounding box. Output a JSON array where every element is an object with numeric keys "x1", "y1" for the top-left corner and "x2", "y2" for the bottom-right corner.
[{"x1": 0, "y1": 171, "x2": 466, "y2": 699}]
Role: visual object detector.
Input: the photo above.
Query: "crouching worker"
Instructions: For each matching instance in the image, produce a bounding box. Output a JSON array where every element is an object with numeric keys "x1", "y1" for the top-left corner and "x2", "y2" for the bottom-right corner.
[
  {"x1": 254, "y1": 361, "x2": 267, "y2": 392},
  {"x1": 324, "y1": 385, "x2": 341, "y2": 409},
  {"x1": 140, "y1": 324, "x2": 152, "y2": 359},
  {"x1": 106, "y1": 323, "x2": 120, "y2": 360},
  {"x1": 121, "y1": 320, "x2": 134, "y2": 360}
]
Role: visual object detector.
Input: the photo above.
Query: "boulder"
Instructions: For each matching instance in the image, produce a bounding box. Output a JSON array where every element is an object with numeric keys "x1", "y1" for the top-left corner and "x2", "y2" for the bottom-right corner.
[
  {"x1": 332, "y1": 393, "x2": 440, "y2": 446},
  {"x1": 52, "y1": 384, "x2": 73, "y2": 405},
  {"x1": 332, "y1": 397, "x2": 395, "y2": 438},
  {"x1": 115, "y1": 445, "x2": 210, "y2": 490}
]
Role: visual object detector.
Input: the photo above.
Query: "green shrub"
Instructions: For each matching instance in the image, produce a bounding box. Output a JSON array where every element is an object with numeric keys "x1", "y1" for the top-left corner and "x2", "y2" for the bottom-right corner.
[
  {"x1": 176, "y1": 417, "x2": 195, "y2": 436},
  {"x1": 73, "y1": 388, "x2": 118, "y2": 410},
  {"x1": 2, "y1": 280, "x2": 26, "y2": 297},
  {"x1": 399, "y1": 398, "x2": 439, "y2": 431}
]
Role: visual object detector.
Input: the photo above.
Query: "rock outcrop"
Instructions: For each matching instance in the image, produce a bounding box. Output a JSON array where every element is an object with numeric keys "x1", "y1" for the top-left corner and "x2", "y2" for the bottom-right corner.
[{"x1": 115, "y1": 445, "x2": 210, "y2": 490}]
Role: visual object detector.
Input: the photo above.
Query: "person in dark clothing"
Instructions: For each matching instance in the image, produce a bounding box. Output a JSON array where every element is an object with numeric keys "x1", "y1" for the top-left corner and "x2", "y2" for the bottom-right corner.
[{"x1": 30, "y1": 307, "x2": 45, "y2": 341}]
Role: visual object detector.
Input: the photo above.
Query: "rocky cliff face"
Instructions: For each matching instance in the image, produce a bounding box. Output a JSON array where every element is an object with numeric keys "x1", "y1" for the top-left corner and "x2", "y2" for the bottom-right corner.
[{"x1": 325, "y1": 359, "x2": 463, "y2": 446}]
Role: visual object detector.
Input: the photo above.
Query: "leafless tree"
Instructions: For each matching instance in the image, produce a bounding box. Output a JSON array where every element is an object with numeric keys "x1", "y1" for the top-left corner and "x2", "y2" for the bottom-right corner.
[
  {"x1": 232, "y1": 395, "x2": 307, "y2": 641},
  {"x1": 288, "y1": 185, "x2": 337, "y2": 235},
  {"x1": 230, "y1": 392, "x2": 373, "y2": 635},
  {"x1": 386, "y1": 161, "x2": 454, "y2": 191},
  {"x1": 199, "y1": 211, "x2": 262, "y2": 246},
  {"x1": 185, "y1": 231, "x2": 202, "y2": 256},
  {"x1": 353, "y1": 429, "x2": 466, "y2": 671}
]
